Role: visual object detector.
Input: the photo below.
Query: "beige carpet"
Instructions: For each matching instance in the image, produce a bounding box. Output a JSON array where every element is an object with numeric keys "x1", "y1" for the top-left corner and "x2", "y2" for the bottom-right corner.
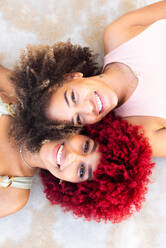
[{"x1": 1, "y1": 0, "x2": 166, "y2": 248}]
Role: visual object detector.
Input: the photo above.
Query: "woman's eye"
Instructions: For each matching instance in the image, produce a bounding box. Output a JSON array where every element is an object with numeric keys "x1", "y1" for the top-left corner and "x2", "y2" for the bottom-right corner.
[
  {"x1": 71, "y1": 90, "x2": 76, "y2": 103},
  {"x1": 80, "y1": 163, "x2": 85, "y2": 178},
  {"x1": 83, "y1": 140, "x2": 90, "y2": 153},
  {"x1": 77, "y1": 114, "x2": 82, "y2": 125}
]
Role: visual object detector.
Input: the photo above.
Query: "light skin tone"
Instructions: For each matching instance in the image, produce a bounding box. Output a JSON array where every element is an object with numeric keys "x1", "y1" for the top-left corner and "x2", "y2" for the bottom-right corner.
[
  {"x1": 46, "y1": 1, "x2": 166, "y2": 158},
  {"x1": 0, "y1": 68, "x2": 103, "y2": 217},
  {"x1": 23, "y1": 134, "x2": 101, "y2": 183},
  {"x1": 1, "y1": 1, "x2": 166, "y2": 218},
  {"x1": 0, "y1": 115, "x2": 100, "y2": 217},
  {"x1": 0, "y1": 114, "x2": 34, "y2": 218},
  {"x1": 47, "y1": 67, "x2": 135, "y2": 125}
]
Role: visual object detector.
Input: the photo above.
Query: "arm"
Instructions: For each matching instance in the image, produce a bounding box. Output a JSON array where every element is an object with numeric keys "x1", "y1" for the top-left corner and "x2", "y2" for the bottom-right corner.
[
  {"x1": 0, "y1": 188, "x2": 30, "y2": 218},
  {"x1": 124, "y1": 116, "x2": 166, "y2": 158},
  {"x1": 115, "y1": 0, "x2": 166, "y2": 27},
  {"x1": 104, "y1": 1, "x2": 166, "y2": 54}
]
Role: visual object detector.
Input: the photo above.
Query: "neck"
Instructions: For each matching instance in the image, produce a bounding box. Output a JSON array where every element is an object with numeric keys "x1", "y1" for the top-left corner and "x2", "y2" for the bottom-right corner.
[
  {"x1": 20, "y1": 145, "x2": 44, "y2": 170},
  {"x1": 101, "y1": 63, "x2": 138, "y2": 106}
]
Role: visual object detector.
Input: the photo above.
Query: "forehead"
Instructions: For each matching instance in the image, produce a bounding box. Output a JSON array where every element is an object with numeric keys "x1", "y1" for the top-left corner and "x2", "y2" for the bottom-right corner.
[
  {"x1": 46, "y1": 78, "x2": 86, "y2": 120},
  {"x1": 53, "y1": 77, "x2": 91, "y2": 92},
  {"x1": 46, "y1": 83, "x2": 71, "y2": 121},
  {"x1": 46, "y1": 76, "x2": 95, "y2": 122}
]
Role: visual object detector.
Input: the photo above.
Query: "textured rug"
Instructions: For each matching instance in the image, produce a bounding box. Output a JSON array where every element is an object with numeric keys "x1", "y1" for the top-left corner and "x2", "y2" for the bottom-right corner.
[{"x1": 0, "y1": 0, "x2": 166, "y2": 248}]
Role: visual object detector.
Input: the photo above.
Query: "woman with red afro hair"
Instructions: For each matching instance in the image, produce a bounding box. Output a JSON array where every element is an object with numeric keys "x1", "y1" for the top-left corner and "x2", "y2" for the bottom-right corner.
[{"x1": 40, "y1": 112, "x2": 155, "y2": 223}]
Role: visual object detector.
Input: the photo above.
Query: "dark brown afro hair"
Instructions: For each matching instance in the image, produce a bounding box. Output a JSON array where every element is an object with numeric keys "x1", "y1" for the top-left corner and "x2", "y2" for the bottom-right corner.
[
  {"x1": 10, "y1": 41, "x2": 100, "y2": 152},
  {"x1": 40, "y1": 112, "x2": 155, "y2": 223}
]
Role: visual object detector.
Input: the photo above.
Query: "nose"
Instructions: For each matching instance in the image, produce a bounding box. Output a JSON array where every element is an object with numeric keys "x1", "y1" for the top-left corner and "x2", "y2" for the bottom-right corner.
[
  {"x1": 62, "y1": 140, "x2": 89, "y2": 169},
  {"x1": 78, "y1": 100, "x2": 97, "y2": 115},
  {"x1": 61, "y1": 149, "x2": 82, "y2": 170}
]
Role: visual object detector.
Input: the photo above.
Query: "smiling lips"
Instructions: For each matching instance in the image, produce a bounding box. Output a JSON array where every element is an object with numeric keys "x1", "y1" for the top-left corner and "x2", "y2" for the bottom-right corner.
[
  {"x1": 94, "y1": 91, "x2": 103, "y2": 114},
  {"x1": 53, "y1": 144, "x2": 64, "y2": 168}
]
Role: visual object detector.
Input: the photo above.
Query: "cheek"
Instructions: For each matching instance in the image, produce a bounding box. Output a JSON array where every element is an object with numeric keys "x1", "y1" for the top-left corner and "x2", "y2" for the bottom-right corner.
[
  {"x1": 48, "y1": 98, "x2": 71, "y2": 121},
  {"x1": 50, "y1": 158, "x2": 78, "y2": 182},
  {"x1": 60, "y1": 166, "x2": 79, "y2": 183},
  {"x1": 91, "y1": 153, "x2": 101, "y2": 171},
  {"x1": 78, "y1": 84, "x2": 93, "y2": 100},
  {"x1": 47, "y1": 166, "x2": 60, "y2": 179},
  {"x1": 48, "y1": 165, "x2": 75, "y2": 182},
  {"x1": 84, "y1": 116, "x2": 100, "y2": 125},
  {"x1": 91, "y1": 114, "x2": 102, "y2": 122}
]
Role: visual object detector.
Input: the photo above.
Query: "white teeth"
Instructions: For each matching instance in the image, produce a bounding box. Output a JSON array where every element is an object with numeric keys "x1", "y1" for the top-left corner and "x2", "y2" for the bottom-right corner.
[
  {"x1": 56, "y1": 144, "x2": 64, "y2": 166},
  {"x1": 95, "y1": 93, "x2": 102, "y2": 112}
]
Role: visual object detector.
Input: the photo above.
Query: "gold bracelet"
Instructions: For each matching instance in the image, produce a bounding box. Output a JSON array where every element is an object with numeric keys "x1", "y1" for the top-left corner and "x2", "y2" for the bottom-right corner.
[
  {"x1": 7, "y1": 176, "x2": 14, "y2": 187},
  {"x1": 0, "y1": 176, "x2": 5, "y2": 183},
  {"x1": 7, "y1": 103, "x2": 15, "y2": 117}
]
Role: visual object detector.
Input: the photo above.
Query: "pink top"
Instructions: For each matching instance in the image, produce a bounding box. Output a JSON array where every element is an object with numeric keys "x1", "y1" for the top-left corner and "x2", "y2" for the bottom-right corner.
[{"x1": 103, "y1": 19, "x2": 166, "y2": 119}]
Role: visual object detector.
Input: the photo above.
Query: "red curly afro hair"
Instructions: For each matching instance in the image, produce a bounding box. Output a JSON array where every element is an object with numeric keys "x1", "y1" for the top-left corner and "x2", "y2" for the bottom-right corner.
[{"x1": 40, "y1": 113, "x2": 155, "y2": 223}]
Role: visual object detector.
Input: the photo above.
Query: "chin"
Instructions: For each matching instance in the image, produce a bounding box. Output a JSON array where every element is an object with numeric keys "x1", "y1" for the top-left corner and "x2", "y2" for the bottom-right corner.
[
  {"x1": 99, "y1": 109, "x2": 111, "y2": 121},
  {"x1": 91, "y1": 117, "x2": 102, "y2": 124}
]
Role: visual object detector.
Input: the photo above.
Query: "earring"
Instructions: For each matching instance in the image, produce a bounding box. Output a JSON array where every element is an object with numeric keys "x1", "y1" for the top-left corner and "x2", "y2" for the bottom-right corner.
[
  {"x1": 41, "y1": 139, "x2": 49, "y2": 145},
  {"x1": 59, "y1": 179, "x2": 63, "y2": 184},
  {"x1": 39, "y1": 79, "x2": 50, "y2": 90}
]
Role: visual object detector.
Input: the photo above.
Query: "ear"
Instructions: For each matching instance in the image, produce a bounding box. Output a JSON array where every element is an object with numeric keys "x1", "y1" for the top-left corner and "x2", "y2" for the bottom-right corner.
[{"x1": 63, "y1": 72, "x2": 83, "y2": 81}]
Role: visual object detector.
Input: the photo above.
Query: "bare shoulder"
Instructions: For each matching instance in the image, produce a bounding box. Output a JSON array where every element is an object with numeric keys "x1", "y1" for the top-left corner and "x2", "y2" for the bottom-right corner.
[
  {"x1": 123, "y1": 116, "x2": 166, "y2": 158},
  {"x1": 104, "y1": 1, "x2": 166, "y2": 54},
  {"x1": 123, "y1": 116, "x2": 166, "y2": 131},
  {"x1": 0, "y1": 187, "x2": 30, "y2": 218}
]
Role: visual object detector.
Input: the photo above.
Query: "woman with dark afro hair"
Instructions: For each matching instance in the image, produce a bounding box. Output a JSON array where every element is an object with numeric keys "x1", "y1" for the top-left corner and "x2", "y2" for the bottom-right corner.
[
  {"x1": 10, "y1": 42, "x2": 99, "y2": 152},
  {"x1": 10, "y1": 1, "x2": 166, "y2": 158},
  {"x1": 40, "y1": 112, "x2": 155, "y2": 223}
]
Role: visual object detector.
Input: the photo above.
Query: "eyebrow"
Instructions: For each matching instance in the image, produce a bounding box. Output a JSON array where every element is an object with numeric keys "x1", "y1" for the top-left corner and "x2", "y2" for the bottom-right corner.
[
  {"x1": 64, "y1": 90, "x2": 70, "y2": 107},
  {"x1": 87, "y1": 167, "x2": 92, "y2": 181}
]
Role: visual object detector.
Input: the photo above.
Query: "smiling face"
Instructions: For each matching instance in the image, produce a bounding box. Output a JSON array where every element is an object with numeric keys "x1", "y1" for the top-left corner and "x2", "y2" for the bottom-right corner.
[
  {"x1": 39, "y1": 134, "x2": 101, "y2": 183},
  {"x1": 46, "y1": 73, "x2": 118, "y2": 125}
]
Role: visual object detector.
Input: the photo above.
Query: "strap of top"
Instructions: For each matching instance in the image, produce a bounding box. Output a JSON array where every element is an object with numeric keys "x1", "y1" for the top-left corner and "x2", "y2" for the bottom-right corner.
[{"x1": 0, "y1": 176, "x2": 33, "y2": 189}]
